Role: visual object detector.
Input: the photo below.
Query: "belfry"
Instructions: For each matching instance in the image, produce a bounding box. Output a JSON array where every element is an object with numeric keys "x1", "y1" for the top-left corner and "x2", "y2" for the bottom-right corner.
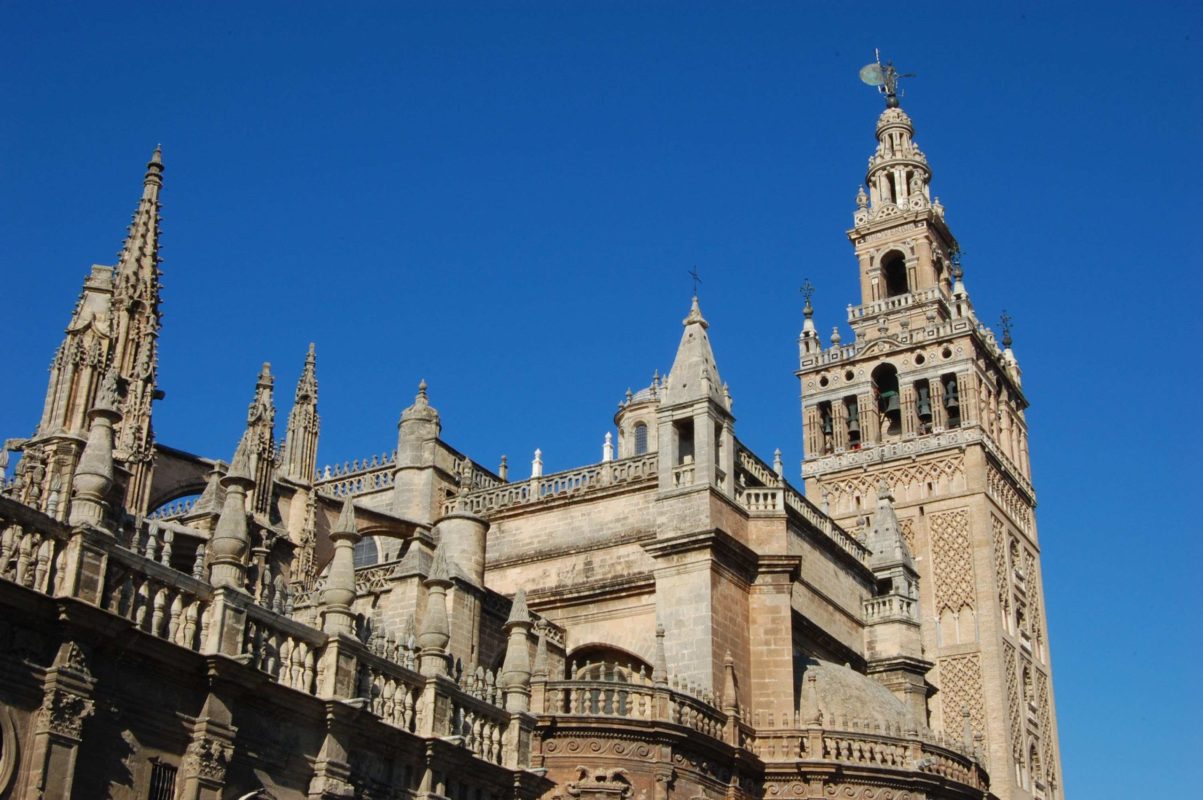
[{"x1": 798, "y1": 83, "x2": 1062, "y2": 799}]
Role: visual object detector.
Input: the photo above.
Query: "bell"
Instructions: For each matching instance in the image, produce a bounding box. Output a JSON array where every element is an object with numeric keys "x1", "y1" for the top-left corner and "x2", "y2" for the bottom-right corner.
[
  {"x1": 917, "y1": 384, "x2": 932, "y2": 420},
  {"x1": 847, "y1": 403, "x2": 861, "y2": 436},
  {"x1": 879, "y1": 389, "x2": 900, "y2": 414},
  {"x1": 822, "y1": 414, "x2": 833, "y2": 435},
  {"x1": 944, "y1": 376, "x2": 960, "y2": 409}
]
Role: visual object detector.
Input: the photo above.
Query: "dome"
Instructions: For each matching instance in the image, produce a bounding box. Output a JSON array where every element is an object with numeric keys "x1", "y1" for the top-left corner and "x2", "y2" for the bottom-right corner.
[{"x1": 801, "y1": 658, "x2": 920, "y2": 732}]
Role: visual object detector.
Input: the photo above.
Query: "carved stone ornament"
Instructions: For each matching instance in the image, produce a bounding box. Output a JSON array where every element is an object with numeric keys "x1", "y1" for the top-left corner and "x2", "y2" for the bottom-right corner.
[
  {"x1": 185, "y1": 735, "x2": 233, "y2": 782},
  {"x1": 39, "y1": 688, "x2": 94, "y2": 740},
  {"x1": 57, "y1": 641, "x2": 93, "y2": 679},
  {"x1": 565, "y1": 766, "x2": 633, "y2": 799}
]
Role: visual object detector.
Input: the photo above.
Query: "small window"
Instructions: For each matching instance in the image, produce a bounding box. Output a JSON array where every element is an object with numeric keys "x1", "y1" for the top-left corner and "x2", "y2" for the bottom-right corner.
[
  {"x1": 353, "y1": 536, "x2": 380, "y2": 569},
  {"x1": 633, "y1": 422, "x2": 648, "y2": 455},
  {"x1": 148, "y1": 761, "x2": 178, "y2": 800}
]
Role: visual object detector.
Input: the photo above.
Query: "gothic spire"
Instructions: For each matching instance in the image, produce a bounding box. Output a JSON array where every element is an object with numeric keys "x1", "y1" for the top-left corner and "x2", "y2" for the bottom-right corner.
[{"x1": 281, "y1": 344, "x2": 320, "y2": 483}]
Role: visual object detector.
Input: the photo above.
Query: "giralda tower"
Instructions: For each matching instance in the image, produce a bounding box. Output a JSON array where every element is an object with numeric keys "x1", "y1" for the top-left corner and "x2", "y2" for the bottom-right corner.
[{"x1": 797, "y1": 74, "x2": 1064, "y2": 800}]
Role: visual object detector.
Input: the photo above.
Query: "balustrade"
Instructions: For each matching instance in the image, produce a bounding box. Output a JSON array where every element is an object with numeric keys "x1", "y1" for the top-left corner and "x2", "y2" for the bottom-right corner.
[
  {"x1": 450, "y1": 694, "x2": 507, "y2": 764},
  {"x1": 0, "y1": 519, "x2": 67, "y2": 594},
  {"x1": 103, "y1": 548, "x2": 212, "y2": 652},
  {"x1": 358, "y1": 651, "x2": 424, "y2": 733},
  {"x1": 446, "y1": 453, "x2": 657, "y2": 516},
  {"x1": 242, "y1": 605, "x2": 324, "y2": 694},
  {"x1": 863, "y1": 594, "x2": 916, "y2": 622}
]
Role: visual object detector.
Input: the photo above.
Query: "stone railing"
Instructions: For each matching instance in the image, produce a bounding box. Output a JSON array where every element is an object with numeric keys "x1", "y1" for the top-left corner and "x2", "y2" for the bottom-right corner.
[
  {"x1": 863, "y1": 594, "x2": 916, "y2": 622},
  {"x1": 242, "y1": 603, "x2": 325, "y2": 694},
  {"x1": 783, "y1": 484, "x2": 871, "y2": 564},
  {"x1": 750, "y1": 721, "x2": 986, "y2": 792},
  {"x1": 733, "y1": 480, "x2": 870, "y2": 566},
  {"x1": 847, "y1": 287, "x2": 947, "y2": 322},
  {"x1": 102, "y1": 545, "x2": 214, "y2": 652},
  {"x1": 736, "y1": 445, "x2": 781, "y2": 488},
  {"x1": 0, "y1": 495, "x2": 533, "y2": 771},
  {"x1": 445, "y1": 453, "x2": 658, "y2": 516},
  {"x1": 315, "y1": 450, "x2": 503, "y2": 500},
  {"x1": 0, "y1": 508, "x2": 70, "y2": 595},
  {"x1": 317, "y1": 465, "x2": 396, "y2": 498},
  {"x1": 540, "y1": 669, "x2": 728, "y2": 744},
  {"x1": 147, "y1": 496, "x2": 197, "y2": 520},
  {"x1": 450, "y1": 687, "x2": 509, "y2": 765},
  {"x1": 358, "y1": 649, "x2": 425, "y2": 732}
]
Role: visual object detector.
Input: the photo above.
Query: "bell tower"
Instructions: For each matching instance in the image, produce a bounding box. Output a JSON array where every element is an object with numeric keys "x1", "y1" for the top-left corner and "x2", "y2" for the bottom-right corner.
[{"x1": 798, "y1": 86, "x2": 1063, "y2": 800}]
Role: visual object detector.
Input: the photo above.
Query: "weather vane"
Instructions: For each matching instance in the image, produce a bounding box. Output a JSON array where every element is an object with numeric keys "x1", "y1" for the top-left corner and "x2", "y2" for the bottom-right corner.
[
  {"x1": 859, "y1": 49, "x2": 916, "y2": 108},
  {"x1": 999, "y1": 310, "x2": 1014, "y2": 348},
  {"x1": 689, "y1": 266, "x2": 702, "y2": 297},
  {"x1": 950, "y1": 247, "x2": 965, "y2": 280},
  {"x1": 800, "y1": 279, "x2": 815, "y2": 313}
]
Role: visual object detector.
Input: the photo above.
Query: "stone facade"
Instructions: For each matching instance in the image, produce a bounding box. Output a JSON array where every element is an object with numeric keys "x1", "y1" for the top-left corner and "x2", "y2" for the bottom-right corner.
[{"x1": 0, "y1": 94, "x2": 1058, "y2": 800}]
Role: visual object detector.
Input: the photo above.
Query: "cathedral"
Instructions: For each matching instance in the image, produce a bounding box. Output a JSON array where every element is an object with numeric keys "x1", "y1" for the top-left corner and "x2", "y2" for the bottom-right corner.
[{"x1": 0, "y1": 84, "x2": 1061, "y2": 800}]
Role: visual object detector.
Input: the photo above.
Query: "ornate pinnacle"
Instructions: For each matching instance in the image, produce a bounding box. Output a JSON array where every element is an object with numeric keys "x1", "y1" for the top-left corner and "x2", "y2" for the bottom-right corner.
[{"x1": 800, "y1": 279, "x2": 815, "y2": 318}]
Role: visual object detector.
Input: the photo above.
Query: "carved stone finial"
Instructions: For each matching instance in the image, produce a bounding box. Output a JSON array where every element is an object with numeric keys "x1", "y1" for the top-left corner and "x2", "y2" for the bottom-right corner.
[{"x1": 652, "y1": 624, "x2": 668, "y2": 687}]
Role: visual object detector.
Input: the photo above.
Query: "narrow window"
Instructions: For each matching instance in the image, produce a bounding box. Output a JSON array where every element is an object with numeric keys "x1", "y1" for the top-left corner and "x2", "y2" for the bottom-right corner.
[
  {"x1": 633, "y1": 422, "x2": 648, "y2": 455},
  {"x1": 942, "y1": 373, "x2": 962, "y2": 428},
  {"x1": 845, "y1": 396, "x2": 861, "y2": 448},
  {"x1": 818, "y1": 402, "x2": 834, "y2": 454},
  {"x1": 148, "y1": 761, "x2": 178, "y2": 800},
  {"x1": 915, "y1": 379, "x2": 933, "y2": 434}
]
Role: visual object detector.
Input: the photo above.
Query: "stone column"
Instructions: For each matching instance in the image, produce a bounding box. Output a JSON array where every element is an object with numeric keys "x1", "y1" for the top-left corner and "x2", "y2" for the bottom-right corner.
[
  {"x1": 25, "y1": 642, "x2": 96, "y2": 800},
  {"x1": 178, "y1": 692, "x2": 236, "y2": 800}
]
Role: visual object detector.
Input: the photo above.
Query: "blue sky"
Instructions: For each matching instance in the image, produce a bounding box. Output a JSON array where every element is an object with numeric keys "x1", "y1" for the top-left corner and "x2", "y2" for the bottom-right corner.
[{"x1": 2, "y1": 3, "x2": 1200, "y2": 794}]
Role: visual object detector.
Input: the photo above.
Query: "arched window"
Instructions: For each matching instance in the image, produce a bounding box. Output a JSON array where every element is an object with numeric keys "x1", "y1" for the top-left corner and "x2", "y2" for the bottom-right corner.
[
  {"x1": 882, "y1": 252, "x2": 909, "y2": 297},
  {"x1": 872, "y1": 363, "x2": 902, "y2": 438},
  {"x1": 353, "y1": 536, "x2": 380, "y2": 569},
  {"x1": 633, "y1": 422, "x2": 648, "y2": 455}
]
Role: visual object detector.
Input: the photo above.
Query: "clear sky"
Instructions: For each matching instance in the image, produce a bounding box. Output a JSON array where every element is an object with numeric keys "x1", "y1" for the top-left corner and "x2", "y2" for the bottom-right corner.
[{"x1": 2, "y1": 2, "x2": 1200, "y2": 794}]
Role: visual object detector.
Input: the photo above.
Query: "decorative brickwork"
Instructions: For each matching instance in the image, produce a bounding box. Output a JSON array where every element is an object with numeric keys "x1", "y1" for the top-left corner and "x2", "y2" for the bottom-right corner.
[
  {"x1": 987, "y1": 466, "x2": 1032, "y2": 533},
  {"x1": 929, "y1": 509, "x2": 973, "y2": 614},
  {"x1": 1037, "y1": 671, "x2": 1055, "y2": 790},
  {"x1": 937, "y1": 654, "x2": 985, "y2": 746},
  {"x1": 1002, "y1": 641, "x2": 1021, "y2": 760},
  {"x1": 898, "y1": 517, "x2": 916, "y2": 556},
  {"x1": 991, "y1": 516, "x2": 1010, "y2": 625},
  {"x1": 824, "y1": 455, "x2": 964, "y2": 507}
]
